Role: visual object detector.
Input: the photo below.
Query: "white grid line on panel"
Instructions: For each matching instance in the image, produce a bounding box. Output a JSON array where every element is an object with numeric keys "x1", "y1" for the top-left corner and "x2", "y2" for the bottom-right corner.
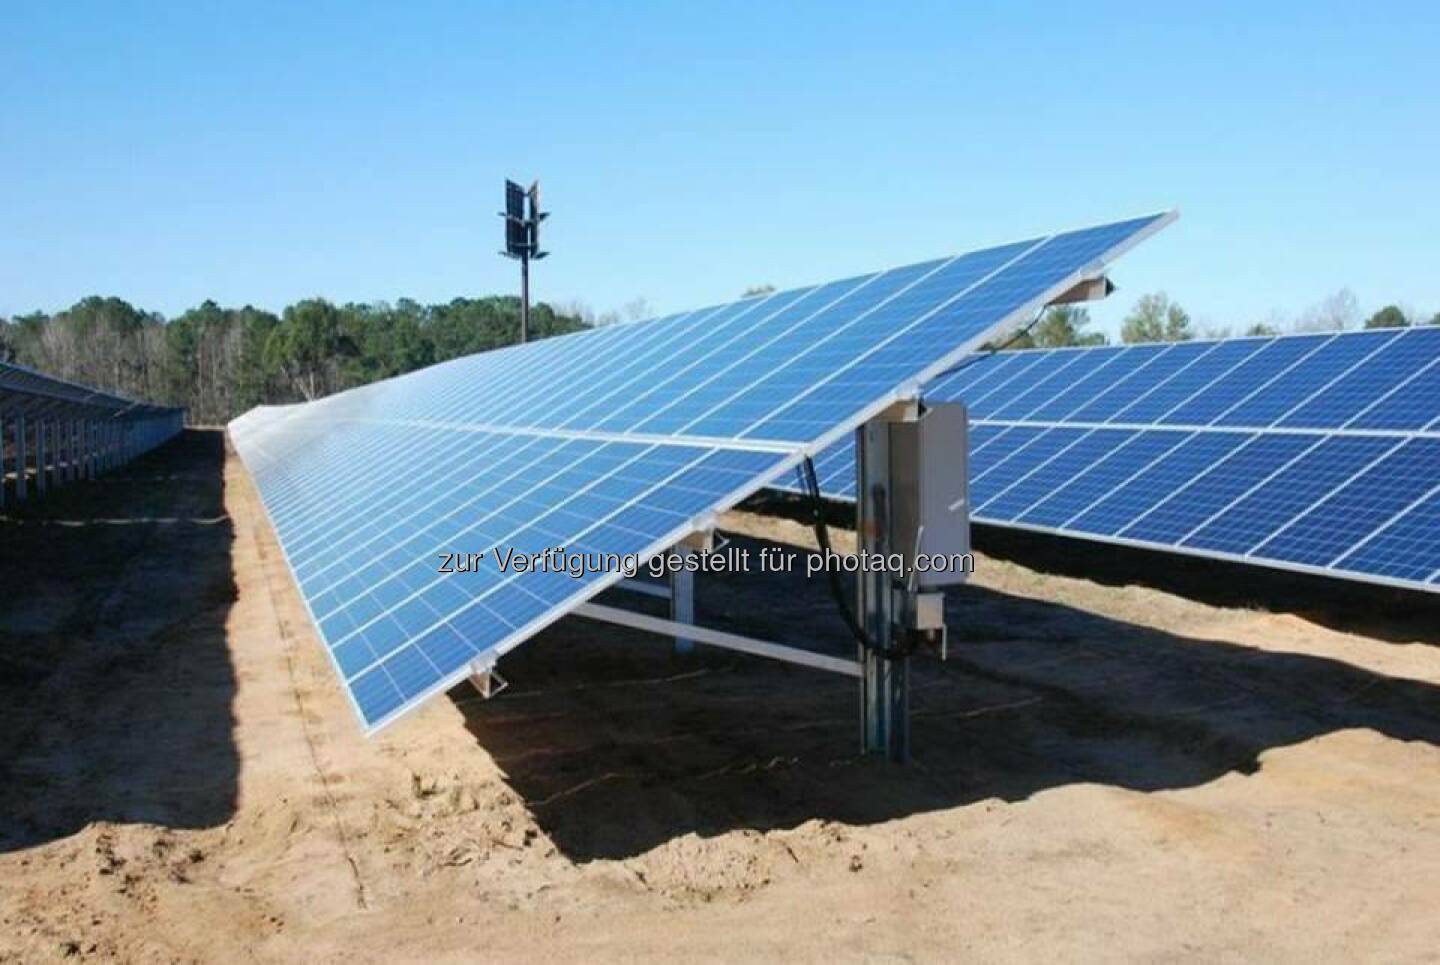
[
  {"x1": 970, "y1": 417, "x2": 1435, "y2": 440},
  {"x1": 326, "y1": 439, "x2": 688, "y2": 656},
  {"x1": 1110, "y1": 432, "x2": 1263, "y2": 540},
  {"x1": 1103, "y1": 339, "x2": 1228, "y2": 424},
  {"x1": 559, "y1": 283, "x2": 846, "y2": 433},
  {"x1": 305, "y1": 433, "x2": 587, "y2": 612},
  {"x1": 1000, "y1": 346, "x2": 1133, "y2": 421},
  {"x1": 990, "y1": 349, "x2": 1100, "y2": 420},
  {"x1": 360, "y1": 442, "x2": 811, "y2": 735},
  {"x1": 1245, "y1": 436, "x2": 1411, "y2": 559},
  {"x1": 731, "y1": 230, "x2": 1086, "y2": 441},
  {"x1": 1054, "y1": 431, "x2": 1198, "y2": 530},
  {"x1": 544, "y1": 298, "x2": 783, "y2": 431},
  {"x1": 972, "y1": 428, "x2": 1100, "y2": 515},
  {"x1": 1330, "y1": 478, "x2": 1440, "y2": 569},
  {"x1": 1341, "y1": 340, "x2": 1440, "y2": 429},
  {"x1": 297, "y1": 435, "x2": 570, "y2": 598},
  {"x1": 1061, "y1": 342, "x2": 1186, "y2": 420},
  {"x1": 1170, "y1": 434, "x2": 1333, "y2": 547},
  {"x1": 650, "y1": 257, "x2": 964, "y2": 436},
  {"x1": 1200, "y1": 334, "x2": 1337, "y2": 426},
  {"x1": 344, "y1": 442, "x2": 749, "y2": 712},
  {"x1": 1261, "y1": 330, "x2": 1404, "y2": 428}
]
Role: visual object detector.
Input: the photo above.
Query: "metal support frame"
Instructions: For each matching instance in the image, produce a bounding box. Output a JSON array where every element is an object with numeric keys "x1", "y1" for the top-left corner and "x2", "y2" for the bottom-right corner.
[
  {"x1": 468, "y1": 655, "x2": 508, "y2": 699},
  {"x1": 669, "y1": 528, "x2": 713, "y2": 654},
  {"x1": 463, "y1": 400, "x2": 947, "y2": 762},
  {"x1": 576, "y1": 602, "x2": 861, "y2": 678},
  {"x1": 15, "y1": 413, "x2": 27, "y2": 502},
  {"x1": 501, "y1": 179, "x2": 548, "y2": 345},
  {"x1": 35, "y1": 420, "x2": 47, "y2": 495},
  {"x1": 856, "y1": 400, "x2": 920, "y2": 762}
]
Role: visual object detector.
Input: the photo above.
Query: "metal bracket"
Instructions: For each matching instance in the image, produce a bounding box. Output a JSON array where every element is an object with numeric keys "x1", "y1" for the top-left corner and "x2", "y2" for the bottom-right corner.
[
  {"x1": 680, "y1": 523, "x2": 716, "y2": 552},
  {"x1": 873, "y1": 393, "x2": 922, "y2": 424},
  {"x1": 575, "y1": 602, "x2": 861, "y2": 677},
  {"x1": 1048, "y1": 273, "x2": 1116, "y2": 305},
  {"x1": 468, "y1": 658, "x2": 509, "y2": 699}
]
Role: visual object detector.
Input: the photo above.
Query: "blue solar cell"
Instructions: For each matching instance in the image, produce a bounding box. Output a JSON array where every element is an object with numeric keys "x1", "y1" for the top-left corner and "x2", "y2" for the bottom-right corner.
[
  {"x1": 1334, "y1": 489, "x2": 1440, "y2": 582},
  {"x1": 1158, "y1": 335, "x2": 1315, "y2": 425},
  {"x1": 605, "y1": 279, "x2": 878, "y2": 434},
  {"x1": 1067, "y1": 432, "x2": 1245, "y2": 535},
  {"x1": 1009, "y1": 346, "x2": 1136, "y2": 422},
  {"x1": 789, "y1": 325, "x2": 1439, "y2": 592},
  {"x1": 976, "y1": 428, "x2": 1134, "y2": 519},
  {"x1": 1182, "y1": 435, "x2": 1397, "y2": 555},
  {"x1": 1114, "y1": 338, "x2": 1266, "y2": 423},
  {"x1": 1342, "y1": 330, "x2": 1440, "y2": 431},
  {"x1": 1068, "y1": 343, "x2": 1179, "y2": 421},
  {"x1": 1254, "y1": 438, "x2": 1440, "y2": 566},
  {"x1": 335, "y1": 444, "x2": 785, "y2": 727},
  {"x1": 1007, "y1": 429, "x2": 1168, "y2": 528},
  {"x1": 965, "y1": 349, "x2": 1078, "y2": 419},
  {"x1": 969, "y1": 425, "x2": 1048, "y2": 477},
  {"x1": 1213, "y1": 331, "x2": 1398, "y2": 427},
  {"x1": 1115, "y1": 433, "x2": 1311, "y2": 543},
  {"x1": 1279, "y1": 328, "x2": 1440, "y2": 429},
  {"x1": 985, "y1": 351, "x2": 1100, "y2": 420},
  {"x1": 233, "y1": 212, "x2": 1174, "y2": 731},
  {"x1": 970, "y1": 428, "x2": 1089, "y2": 507},
  {"x1": 957, "y1": 352, "x2": 1052, "y2": 416},
  {"x1": 924, "y1": 349, "x2": 1023, "y2": 401}
]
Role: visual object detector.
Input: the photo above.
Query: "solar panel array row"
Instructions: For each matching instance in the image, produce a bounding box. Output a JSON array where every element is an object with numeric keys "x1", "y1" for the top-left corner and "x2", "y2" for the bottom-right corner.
[
  {"x1": 231, "y1": 212, "x2": 1174, "y2": 732},
  {"x1": 788, "y1": 326, "x2": 1440, "y2": 591}
]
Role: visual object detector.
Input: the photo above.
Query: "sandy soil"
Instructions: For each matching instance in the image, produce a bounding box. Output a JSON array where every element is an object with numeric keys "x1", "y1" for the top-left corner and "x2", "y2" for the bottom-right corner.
[{"x1": 2, "y1": 429, "x2": 1438, "y2": 963}]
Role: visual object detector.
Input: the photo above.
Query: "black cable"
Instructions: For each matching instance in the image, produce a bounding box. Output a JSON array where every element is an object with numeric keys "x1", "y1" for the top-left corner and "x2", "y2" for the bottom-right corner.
[
  {"x1": 801, "y1": 456, "x2": 911, "y2": 660},
  {"x1": 926, "y1": 307, "x2": 1048, "y2": 384},
  {"x1": 797, "y1": 310, "x2": 1049, "y2": 656}
]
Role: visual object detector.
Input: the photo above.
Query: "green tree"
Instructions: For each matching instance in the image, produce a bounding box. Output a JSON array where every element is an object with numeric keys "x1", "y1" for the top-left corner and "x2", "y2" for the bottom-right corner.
[
  {"x1": 742, "y1": 284, "x2": 776, "y2": 298},
  {"x1": 1121, "y1": 292, "x2": 1192, "y2": 343},
  {"x1": 1429, "y1": 312, "x2": 1440, "y2": 326},
  {"x1": 1030, "y1": 305, "x2": 1107, "y2": 348},
  {"x1": 338, "y1": 300, "x2": 435, "y2": 385},
  {"x1": 1364, "y1": 305, "x2": 1409, "y2": 329},
  {"x1": 1245, "y1": 322, "x2": 1280, "y2": 336},
  {"x1": 232, "y1": 307, "x2": 281, "y2": 412},
  {"x1": 265, "y1": 298, "x2": 357, "y2": 400}
]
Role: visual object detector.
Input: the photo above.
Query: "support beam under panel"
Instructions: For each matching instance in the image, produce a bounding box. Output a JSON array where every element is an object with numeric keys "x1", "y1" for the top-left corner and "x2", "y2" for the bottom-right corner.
[{"x1": 575, "y1": 602, "x2": 861, "y2": 678}]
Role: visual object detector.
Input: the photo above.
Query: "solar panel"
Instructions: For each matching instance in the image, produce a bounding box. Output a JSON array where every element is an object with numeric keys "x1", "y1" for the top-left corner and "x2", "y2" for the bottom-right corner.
[
  {"x1": 784, "y1": 326, "x2": 1440, "y2": 592},
  {"x1": 229, "y1": 212, "x2": 1174, "y2": 732}
]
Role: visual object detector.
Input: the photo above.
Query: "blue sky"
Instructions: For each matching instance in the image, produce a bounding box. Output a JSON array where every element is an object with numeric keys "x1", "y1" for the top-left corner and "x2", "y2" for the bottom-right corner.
[{"x1": 3, "y1": 1, "x2": 1437, "y2": 339}]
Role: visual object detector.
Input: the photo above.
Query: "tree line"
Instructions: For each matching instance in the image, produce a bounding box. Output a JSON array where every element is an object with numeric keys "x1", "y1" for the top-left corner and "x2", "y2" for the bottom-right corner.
[
  {"x1": 998, "y1": 290, "x2": 1438, "y2": 351},
  {"x1": 2, "y1": 288, "x2": 1433, "y2": 423},
  {"x1": 0, "y1": 296, "x2": 587, "y2": 425}
]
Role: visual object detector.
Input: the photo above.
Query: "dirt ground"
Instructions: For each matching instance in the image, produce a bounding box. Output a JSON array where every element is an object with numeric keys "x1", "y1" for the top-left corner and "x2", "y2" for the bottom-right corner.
[{"x1": 2, "y1": 429, "x2": 1438, "y2": 963}]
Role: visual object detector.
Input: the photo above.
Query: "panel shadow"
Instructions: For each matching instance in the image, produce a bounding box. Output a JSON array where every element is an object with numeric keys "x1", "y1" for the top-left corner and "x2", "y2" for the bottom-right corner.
[
  {"x1": 0, "y1": 429, "x2": 239, "y2": 852},
  {"x1": 458, "y1": 531, "x2": 1440, "y2": 863}
]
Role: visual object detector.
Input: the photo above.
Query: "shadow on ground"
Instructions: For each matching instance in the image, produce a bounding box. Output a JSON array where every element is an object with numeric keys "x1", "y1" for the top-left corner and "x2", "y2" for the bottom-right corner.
[
  {"x1": 0, "y1": 429, "x2": 238, "y2": 853},
  {"x1": 746, "y1": 490, "x2": 1440, "y2": 643},
  {"x1": 460, "y1": 530, "x2": 1440, "y2": 863}
]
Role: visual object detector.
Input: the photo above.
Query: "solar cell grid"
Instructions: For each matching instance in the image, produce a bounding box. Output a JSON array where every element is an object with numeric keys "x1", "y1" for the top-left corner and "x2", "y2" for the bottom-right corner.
[
  {"x1": 782, "y1": 325, "x2": 1440, "y2": 592},
  {"x1": 232, "y1": 212, "x2": 1175, "y2": 732}
]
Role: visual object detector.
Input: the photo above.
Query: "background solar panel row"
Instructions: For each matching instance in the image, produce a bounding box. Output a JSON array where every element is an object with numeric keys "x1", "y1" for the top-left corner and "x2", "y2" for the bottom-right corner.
[
  {"x1": 229, "y1": 212, "x2": 1174, "y2": 732},
  {"x1": 783, "y1": 326, "x2": 1440, "y2": 591}
]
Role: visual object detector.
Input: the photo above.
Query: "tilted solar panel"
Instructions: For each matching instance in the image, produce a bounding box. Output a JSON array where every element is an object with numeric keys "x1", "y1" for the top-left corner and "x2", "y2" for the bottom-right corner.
[
  {"x1": 229, "y1": 212, "x2": 1174, "y2": 732},
  {"x1": 784, "y1": 326, "x2": 1440, "y2": 591}
]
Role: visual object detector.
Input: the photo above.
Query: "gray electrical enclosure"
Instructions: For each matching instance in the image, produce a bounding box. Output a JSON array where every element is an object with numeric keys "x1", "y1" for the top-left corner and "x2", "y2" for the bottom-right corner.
[{"x1": 886, "y1": 401, "x2": 970, "y2": 590}]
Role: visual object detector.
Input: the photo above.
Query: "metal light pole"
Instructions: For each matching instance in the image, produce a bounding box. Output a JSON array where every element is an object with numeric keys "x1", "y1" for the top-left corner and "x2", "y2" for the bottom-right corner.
[{"x1": 501, "y1": 179, "x2": 548, "y2": 344}]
